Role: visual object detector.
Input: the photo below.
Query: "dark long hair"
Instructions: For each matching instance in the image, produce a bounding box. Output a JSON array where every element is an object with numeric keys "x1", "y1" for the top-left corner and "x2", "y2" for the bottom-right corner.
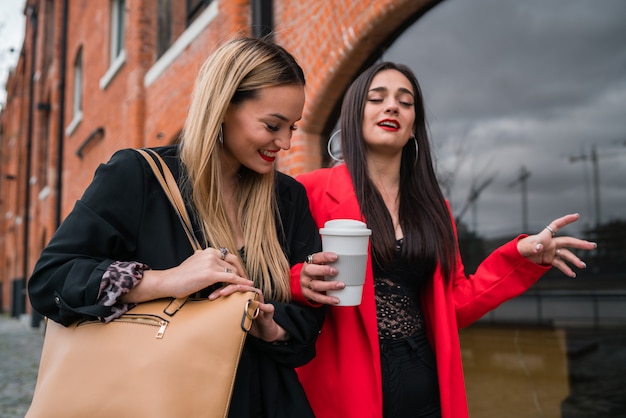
[{"x1": 340, "y1": 61, "x2": 457, "y2": 282}]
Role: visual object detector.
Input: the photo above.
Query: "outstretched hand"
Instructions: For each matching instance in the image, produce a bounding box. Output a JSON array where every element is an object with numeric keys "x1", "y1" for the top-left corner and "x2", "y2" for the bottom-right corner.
[{"x1": 517, "y1": 213, "x2": 597, "y2": 277}]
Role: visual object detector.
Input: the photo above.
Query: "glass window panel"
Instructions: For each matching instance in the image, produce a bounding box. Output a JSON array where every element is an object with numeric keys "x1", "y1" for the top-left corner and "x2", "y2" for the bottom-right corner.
[
  {"x1": 73, "y1": 49, "x2": 82, "y2": 115},
  {"x1": 187, "y1": 0, "x2": 212, "y2": 25},
  {"x1": 111, "y1": 0, "x2": 126, "y2": 61},
  {"x1": 379, "y1": 0, "x2": 626, "y2": 415},
  {"x1": 382, "y1": 0, "x2": 626, "y2": 290}
]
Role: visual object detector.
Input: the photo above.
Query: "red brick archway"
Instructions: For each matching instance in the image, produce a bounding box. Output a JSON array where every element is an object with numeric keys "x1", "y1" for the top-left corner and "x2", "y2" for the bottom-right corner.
[{"x1": 274, "y1": 0, "x2": 440, "y2": 174}]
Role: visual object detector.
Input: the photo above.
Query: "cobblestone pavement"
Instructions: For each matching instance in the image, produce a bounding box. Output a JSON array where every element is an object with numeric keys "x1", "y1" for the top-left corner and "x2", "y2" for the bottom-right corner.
[{"x1": 0, "y1": 315, "x2": 43, "y2": 418}]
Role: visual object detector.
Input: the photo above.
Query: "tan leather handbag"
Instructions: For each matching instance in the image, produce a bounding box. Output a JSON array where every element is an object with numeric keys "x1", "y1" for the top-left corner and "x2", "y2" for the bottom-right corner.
[{"x1": 26, "y1": 149, "x2": 259, "y2": 418}]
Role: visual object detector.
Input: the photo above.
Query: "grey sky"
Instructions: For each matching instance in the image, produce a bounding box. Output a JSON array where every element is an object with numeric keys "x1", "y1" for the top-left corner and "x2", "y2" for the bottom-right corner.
[
  {"x1": 384, "y1": 0, "x2": 626, "y2": 238},
  {"x1": 0, "y1": 0, "x2": 26, "y2": 108}
]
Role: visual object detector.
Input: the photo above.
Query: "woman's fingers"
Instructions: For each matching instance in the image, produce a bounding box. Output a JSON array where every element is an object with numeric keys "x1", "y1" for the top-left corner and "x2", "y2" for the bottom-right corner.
[
  {"x1": 303, "y1": 285, "x2": 342, "y2": 305},
  {"x1": 208, "y1": 283, "x2": 263, "y2": 301},
  {"x1": 517, "y1": 214, "x2": 597, "y2": 278},
  {"x1": 196, "y1": 247, "x2": 250, "y2": 283},
  {"x1": 207, "y1": 247, "x2": 248, "y2": 278},
  {"x1": 305, "y1": 251, "x2": 338, "y2": 265},
  {"x1": 301, "y1": 251, "x2": 343, "y2": 305},
  {"x1": 221, "y1": 250, "x2": 247, "y2": 278},
  {"x1": 543, "y1": 213, "x2": 582, "y2": 236},
  {"x1": 301, "y1": 270, "x2": 344, "y2": 305},
  {"x1": 552, "y1": 247, "x2": 588, "y2": 277}
]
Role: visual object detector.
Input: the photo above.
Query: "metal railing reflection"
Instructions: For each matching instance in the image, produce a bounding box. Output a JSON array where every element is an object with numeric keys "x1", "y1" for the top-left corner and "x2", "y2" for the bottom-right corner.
[{"x1": 478, "y1": 290, "x2": 626, "y2": 328}]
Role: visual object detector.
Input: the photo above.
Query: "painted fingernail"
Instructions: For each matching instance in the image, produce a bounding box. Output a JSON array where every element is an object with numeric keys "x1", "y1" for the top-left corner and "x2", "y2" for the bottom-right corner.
[
  {"x1": 581, "y1": 262, "x2": 587, "y2": 268},
  {"x1": 571, "y1": 272, "x2": 577, "y2": 278},
  {"x1": 535, "y1": 243, "x2": 542, "y2": 251}
]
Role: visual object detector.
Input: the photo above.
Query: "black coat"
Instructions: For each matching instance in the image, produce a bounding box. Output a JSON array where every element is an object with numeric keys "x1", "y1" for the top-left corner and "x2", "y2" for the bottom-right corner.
[{"x1": 28, "y1": 145, "x2": 324, "y2": 417}]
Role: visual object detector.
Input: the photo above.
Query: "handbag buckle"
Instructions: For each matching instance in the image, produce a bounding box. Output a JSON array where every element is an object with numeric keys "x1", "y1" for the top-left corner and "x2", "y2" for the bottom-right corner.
[{"x1": 241, "y1": 299, "x2": 260, "y2": 331}]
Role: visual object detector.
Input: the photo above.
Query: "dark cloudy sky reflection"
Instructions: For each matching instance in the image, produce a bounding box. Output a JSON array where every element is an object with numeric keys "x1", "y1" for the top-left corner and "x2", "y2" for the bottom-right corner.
[{"x1": 383, "y1": 0, "x2": 626, "y2": 238}]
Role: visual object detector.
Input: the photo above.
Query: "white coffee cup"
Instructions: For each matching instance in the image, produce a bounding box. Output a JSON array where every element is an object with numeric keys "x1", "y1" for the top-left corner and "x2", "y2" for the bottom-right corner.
[{"x1": 319, "y1": 219, "x2": 372, "y2": 306}]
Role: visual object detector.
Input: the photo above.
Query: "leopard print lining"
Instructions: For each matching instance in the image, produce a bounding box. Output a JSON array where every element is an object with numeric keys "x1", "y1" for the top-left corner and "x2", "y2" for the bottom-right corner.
[{"x1": 97, "y1": 261, "x2": 149, "y2": 322}]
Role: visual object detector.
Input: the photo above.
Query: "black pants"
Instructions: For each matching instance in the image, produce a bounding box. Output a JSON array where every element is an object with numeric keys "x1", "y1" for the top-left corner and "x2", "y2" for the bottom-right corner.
[{"x1": 380, "y1": 332, "x2": 441, "y2": 418}]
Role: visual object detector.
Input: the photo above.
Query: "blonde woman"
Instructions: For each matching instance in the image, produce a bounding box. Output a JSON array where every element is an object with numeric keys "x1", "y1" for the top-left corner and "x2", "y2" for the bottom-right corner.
[{"x1": 29, "y1": 37, "x2": 324, "y2": 417}]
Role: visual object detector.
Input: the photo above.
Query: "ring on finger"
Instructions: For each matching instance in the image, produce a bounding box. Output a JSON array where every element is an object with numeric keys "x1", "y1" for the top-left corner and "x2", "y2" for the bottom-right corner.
[
  {"x1": 219, "y1": 247, "x2": 229, "y2": 260},
  {"x1": 306, "y1": 254, "x2": 314, "y2": 264},
  {"x1": 224, "y1": 267, "x2": 232, "y2": 273},
  {"x1": 556, "y1": 249, "x2": 561, "y2": 258},
  {"x1": 308, "y1": 280, "x2": 314, "y2": 290},
  {"x1": 545, "y1": 225, "x2": 556, "y2": 237}
]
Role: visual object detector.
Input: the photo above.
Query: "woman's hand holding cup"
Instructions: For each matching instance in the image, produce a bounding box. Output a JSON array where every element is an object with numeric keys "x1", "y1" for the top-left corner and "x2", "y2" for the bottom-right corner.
[{"x1": 301, "y1": 251, "x2": 343, "y2": 305}]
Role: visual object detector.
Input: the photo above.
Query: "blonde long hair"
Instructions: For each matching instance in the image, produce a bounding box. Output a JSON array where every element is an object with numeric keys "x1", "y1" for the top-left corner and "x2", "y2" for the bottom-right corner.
[{"x1": 180, "y1": 37, "x2": 305, "y2": 302}]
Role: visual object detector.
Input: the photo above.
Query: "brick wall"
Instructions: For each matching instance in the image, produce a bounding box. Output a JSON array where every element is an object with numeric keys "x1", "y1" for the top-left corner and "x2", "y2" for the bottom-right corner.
[{"x1": 0, "y1": 0, "x2": 438, "y2": 314}]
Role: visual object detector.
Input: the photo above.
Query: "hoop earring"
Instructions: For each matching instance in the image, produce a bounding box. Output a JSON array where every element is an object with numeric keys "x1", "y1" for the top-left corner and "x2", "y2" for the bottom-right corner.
[
  {"x1": 218, "y1": 125, "x2": 224, "y2": 145},
  {"x1": 412, "y1": 135, "x2": 419, "y2": 167},
  {"x1": 327, "y1": 130, "x2": 344, "y2": 163}
]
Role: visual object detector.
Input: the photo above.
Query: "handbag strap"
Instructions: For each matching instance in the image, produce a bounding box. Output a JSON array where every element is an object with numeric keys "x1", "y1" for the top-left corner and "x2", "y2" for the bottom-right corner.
[
  {"x1": 136, "y1": 148, "x2": 201, "y2": 315},
  {"x1": 136, "y1": 149, "x2": 201, "y2": 251}
]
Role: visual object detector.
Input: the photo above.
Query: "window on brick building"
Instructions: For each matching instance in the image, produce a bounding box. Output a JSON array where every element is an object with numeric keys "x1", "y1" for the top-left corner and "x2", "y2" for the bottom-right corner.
[
  {"x1": 74, "y1": 50, "x2": 83, "y2": 117},
  {"x1": 187, "y1": 0, "x2": 214, "y2": 25},
  {"x1": 156, "y1": 0, "x2": 173, "y2": 58},
  {"x1": 43, "y1": 0, "x2": 55, "y2": 72},
  {"x1": 66, "y1": 48, "x2": 83, "y2": 135},
  {"x1": 156, "y1": 0, "x2": 212, "y2": 60},
  {"x1": 100, "y1": 0, "x2": 127, "y2": 89},
  {"x1": 110, "y1": 0, "x2": 126, "y2": 63},
  {"x1": 38, "y1": 101, "x2": 51, "y2": 188}
]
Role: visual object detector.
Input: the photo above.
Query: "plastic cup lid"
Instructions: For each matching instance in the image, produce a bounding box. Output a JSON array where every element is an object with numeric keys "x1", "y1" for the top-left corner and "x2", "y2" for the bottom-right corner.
[{"x1": 319, "y1": 219, "x2": 372, "y2": 236}]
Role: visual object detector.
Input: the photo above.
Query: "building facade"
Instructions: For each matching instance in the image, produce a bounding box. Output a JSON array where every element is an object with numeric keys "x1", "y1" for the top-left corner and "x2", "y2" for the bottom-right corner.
[{"x1": 0, "y1": 0, "x2": 437, "y2": 316}]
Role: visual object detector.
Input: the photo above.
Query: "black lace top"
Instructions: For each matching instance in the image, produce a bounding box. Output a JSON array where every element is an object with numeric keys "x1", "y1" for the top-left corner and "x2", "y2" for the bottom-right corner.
[{"x1": 372, "y1": 239, "x2": 430, "y2": 342}]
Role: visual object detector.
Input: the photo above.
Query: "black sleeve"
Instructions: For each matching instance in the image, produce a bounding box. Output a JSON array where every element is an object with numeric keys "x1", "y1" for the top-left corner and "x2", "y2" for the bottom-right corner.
[{"x1": 28, "y1": 149, "x2": 154, "y2": 325}]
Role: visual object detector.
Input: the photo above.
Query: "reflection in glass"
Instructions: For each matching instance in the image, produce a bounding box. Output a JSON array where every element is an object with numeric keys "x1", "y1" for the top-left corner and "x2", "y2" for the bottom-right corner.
[
  {"x1": 379, "y1": 0, "x2": 626, "y2": 415},
  {"x1": 382, "y1": 0, "x2": 626, "y2": 292}
]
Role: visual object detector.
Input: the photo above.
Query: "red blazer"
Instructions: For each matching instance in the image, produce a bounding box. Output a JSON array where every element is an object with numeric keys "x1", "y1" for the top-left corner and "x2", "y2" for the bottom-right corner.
[{"x1": 294, "y1": 165, "x2": 550, "y2": 418}]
